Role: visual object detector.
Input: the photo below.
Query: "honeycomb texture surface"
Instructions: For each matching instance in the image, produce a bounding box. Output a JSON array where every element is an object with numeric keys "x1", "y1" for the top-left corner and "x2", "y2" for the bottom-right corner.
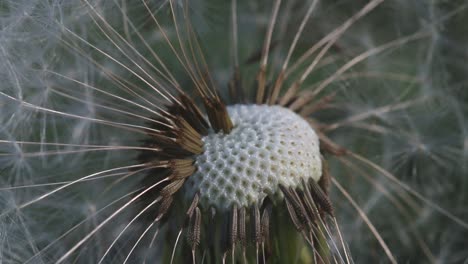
[{"x1": 185, "y1": 105, "x2": 322, "y2": 210}]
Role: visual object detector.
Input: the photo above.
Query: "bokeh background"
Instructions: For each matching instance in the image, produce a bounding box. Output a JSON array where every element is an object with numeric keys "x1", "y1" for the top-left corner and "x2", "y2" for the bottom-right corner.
[{"x1": 1, "y1": 0, "x2": 468, "y2": 263}]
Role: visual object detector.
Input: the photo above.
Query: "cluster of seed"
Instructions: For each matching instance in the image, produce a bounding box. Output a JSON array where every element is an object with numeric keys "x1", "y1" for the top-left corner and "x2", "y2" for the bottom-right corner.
[{"x1": 184, "y1": 105, "x2": 322, "y2": 210}]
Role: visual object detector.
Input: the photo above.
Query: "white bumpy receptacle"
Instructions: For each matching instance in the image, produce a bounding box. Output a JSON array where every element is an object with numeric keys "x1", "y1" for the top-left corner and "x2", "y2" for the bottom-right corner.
[{"x1": 185, "y1": 105, "x2": 322, "y2": 210}]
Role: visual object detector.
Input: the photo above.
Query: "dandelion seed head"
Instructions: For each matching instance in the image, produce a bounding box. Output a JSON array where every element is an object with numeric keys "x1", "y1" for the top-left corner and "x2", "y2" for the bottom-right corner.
[{"x1": 185, "y1": 104, "x2": 321, "y2": 210}]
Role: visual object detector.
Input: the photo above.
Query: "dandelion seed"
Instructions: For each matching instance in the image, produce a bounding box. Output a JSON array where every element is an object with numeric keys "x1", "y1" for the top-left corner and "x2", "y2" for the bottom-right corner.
[{"x1": 1, "y1": 0, "x2": 468, "y2": 263}]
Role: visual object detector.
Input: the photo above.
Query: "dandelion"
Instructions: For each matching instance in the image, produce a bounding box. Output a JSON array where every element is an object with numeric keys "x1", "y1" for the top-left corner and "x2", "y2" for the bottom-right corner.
[{"x1": 1, "y1": 0, "x2": 468, "y2": 263}]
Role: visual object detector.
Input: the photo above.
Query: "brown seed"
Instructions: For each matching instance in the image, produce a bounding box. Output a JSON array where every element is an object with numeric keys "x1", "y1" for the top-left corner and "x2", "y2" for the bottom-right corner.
[
  {"x1": 309, "y1": 179, "x2": 335, "y2": 217},
  {"x1": 231, "y1": 205, "x2": 239, "y2": 249},
  {"x1": 160, "y1": 179, "x2": 185, "y2": 197}
]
